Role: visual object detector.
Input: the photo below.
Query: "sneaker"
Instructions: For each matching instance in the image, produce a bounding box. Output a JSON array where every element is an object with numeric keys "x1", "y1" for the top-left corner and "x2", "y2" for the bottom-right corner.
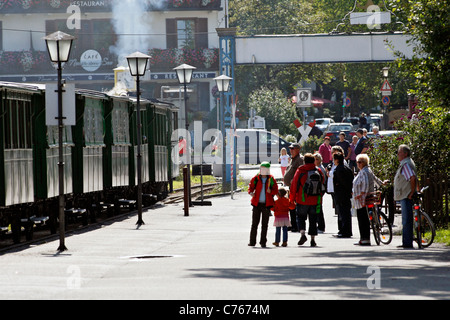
[
  {"x1": 282, "y1": 242, "x2": 288, "y2": 247},
  {"x1": 272, "y1": 242, "x2": 279, "y2": 247},
  {"x1": 298, "y1": 235, "x2": 307, "y2": 245},
  {"x1": 310, "y1": 239, "x2": 317, "y2": 247}
]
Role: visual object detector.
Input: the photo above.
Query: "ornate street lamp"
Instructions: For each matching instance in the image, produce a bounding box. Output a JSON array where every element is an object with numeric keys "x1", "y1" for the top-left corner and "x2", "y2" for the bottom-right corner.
[
  {"x1": 43, "y1": 31, "x2": 75, "y2": 252},
  {"x1": 382, "y1": 67, "x2": 389, "y2": 78},
  {"x1": 174, "y1": 63, "x2": 196, "y2": 216},
  {"x1": 127, "y1": 51, "x2": 151, "y2": 226},
  {"x1": 214, "y1": 74, "x2": 232, "y2": 193}
]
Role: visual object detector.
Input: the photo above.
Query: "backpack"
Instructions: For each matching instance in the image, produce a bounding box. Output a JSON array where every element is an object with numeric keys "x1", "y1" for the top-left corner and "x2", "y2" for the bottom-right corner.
[{"x1": 297, "y1": 168, "x2": 325, "y2": 197}]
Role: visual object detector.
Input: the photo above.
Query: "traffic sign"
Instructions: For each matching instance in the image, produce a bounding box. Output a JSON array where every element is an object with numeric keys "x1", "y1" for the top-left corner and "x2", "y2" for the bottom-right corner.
[
  {"x1": 382, "y1": 96, "x2": 390, "y2": 106},
  {"x1": 381, "y1": 79, "x2": 393, "y2": 96},
  {"x1": 296, "y1": 88, "x2": 312, "y2": 107},
  {"x1": 345, "y1": 97, "x2": 351, "y2": 107}
]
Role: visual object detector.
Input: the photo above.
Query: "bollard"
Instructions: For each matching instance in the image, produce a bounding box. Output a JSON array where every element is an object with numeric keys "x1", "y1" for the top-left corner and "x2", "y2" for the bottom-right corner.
[{"x1": 183, "y1": 167, "x2": 189, "y2": 216}]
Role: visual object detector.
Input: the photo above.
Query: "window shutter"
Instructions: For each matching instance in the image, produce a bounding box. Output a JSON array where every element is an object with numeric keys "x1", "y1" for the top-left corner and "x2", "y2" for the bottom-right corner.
[
  {"x1": 166, "y1": 19, "x2": 177, "y2": 49},
  {"x1": 195, "y1": 18, "x2": 208, "y2": 49}
]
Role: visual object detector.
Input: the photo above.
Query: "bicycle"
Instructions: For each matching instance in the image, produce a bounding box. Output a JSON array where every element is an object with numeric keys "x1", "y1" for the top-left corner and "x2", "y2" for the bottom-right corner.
[
  {"x1": 365, "y1": 191, "x2": 393, "y2": 245},
  {"x1": 412, "y1": 186, "x2": 435, "y2": 248}
]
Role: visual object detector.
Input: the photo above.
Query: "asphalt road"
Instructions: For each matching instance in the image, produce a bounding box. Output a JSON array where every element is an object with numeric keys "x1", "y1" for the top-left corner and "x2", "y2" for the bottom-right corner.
[{"x1": 0, "y1": 164, "x2": 448, "y2": 301}]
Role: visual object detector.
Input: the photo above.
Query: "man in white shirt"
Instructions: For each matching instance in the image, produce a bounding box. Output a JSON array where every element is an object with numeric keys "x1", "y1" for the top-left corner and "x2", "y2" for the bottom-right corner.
[{"x1": 394, "y1": 144, "x2": 417, "y2": 249}]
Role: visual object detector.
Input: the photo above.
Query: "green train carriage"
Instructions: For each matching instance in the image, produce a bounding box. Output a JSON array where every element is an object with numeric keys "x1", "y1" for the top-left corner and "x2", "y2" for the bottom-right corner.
[{"x1": 0, "y1": 82, "x2": 177, "y2": 245}]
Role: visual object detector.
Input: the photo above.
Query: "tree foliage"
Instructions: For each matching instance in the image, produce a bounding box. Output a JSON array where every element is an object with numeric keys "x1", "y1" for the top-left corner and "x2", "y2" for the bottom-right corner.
[
  {"x1": 248, "y1": 87, "x2": 297, "y2": 136},
  {"x1": 389, "y1": 0, "x2": 450, "y2": 111}
]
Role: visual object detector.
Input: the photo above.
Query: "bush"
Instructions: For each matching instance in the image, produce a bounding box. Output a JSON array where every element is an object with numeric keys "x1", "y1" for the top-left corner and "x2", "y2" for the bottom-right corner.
[{"x1": 301, "y1": 136, "x2": 322, "y2": 155}]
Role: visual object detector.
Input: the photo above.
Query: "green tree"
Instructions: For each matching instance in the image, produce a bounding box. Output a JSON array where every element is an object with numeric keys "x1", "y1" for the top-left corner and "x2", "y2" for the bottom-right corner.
[
  {"x1": 389, "y1": 0, "x2": 450, "y2": 111},
  {"x1": 248, "y1": 87, "x2": 297, "y2": 136}
]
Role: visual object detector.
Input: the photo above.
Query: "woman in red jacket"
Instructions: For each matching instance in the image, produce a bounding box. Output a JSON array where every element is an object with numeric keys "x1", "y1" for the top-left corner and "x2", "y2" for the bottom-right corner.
[
  {"x1": 289, "y1": 153, "x2": 326, "y2": 247},
  {"x1": 248, "y1": 162, "x2": 278, "y2": 248}
]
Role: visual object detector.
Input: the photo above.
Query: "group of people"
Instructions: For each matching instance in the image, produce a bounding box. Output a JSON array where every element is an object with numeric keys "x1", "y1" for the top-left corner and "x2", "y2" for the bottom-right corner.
[{"x1": 248, "y1": 129, "x2": 418, "y2": 250}]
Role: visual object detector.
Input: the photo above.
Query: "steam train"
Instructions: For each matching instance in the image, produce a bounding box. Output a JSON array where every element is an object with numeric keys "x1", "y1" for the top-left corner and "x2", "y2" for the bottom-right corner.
[{"x1": 0, "y1": 81, "x2": 178, "y2": 244}]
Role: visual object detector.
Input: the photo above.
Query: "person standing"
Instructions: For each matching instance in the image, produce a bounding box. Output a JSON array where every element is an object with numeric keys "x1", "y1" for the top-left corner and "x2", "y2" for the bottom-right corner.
[
  {"x1": 336, "y1": 132, "x2": 351, "y2": 160},
  {"x1": 271, "y1": 188, "x2": 291, "y2": 247},
  {"x1": 289, "y1": 153, "x2": 326, "y2": 247},
  {"x1": 248, "y1": 162, "x2": 279, "y2": 248},
  {"x1": 319, "y1": 136, "x2": 332, "y2": 167},
  {"x1": 354, "y1": 129, "x2": 368, "y2": 156},
  {"x1": 349, "y1": 135, "x2": 359, "y2": 173},
  {"x1": 279, "y1": 147, "x2": 290, "y2": 178},
  {"x1": 352, "y1": 154, "x2": 373, "y2": 245},
  {"x1": 283, "y1": 143, "x2": 304, "y2": 232},
  {"x1": 314, "y1": 153, "x2": 327, "y2": 233},
  {"x1": 332, "y1": 152, "x2": 354, "y2": 238},
  {"x1": 394, "y1": 144, "x2": 417, "y2": 249}
]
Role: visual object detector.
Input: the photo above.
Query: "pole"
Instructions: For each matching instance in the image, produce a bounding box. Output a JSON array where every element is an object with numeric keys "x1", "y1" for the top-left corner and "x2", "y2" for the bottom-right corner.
[
  {"x1": 136, "y1": 74, "x2": 144, "y2": 226},
  {"x1": 57, "y1": 55, "x2": 67, "y2": 252},
  {"x1": 183, "y1": 167, "x2": 189, "y2": 216},
  {"x1": 184, "y1": 80, "x2": 192, "y2": 208},
  {"x1": 220, "y1": 92, "x2": 226, "y2": 193}
]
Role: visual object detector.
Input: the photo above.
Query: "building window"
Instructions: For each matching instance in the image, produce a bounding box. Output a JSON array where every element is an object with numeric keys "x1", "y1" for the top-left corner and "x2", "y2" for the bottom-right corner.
[
  {"x1": 166, "y1": 18, "x2": 208, "y2": 49},
  {"x1": 177, "y1": 19, "x2": 195, "y2": 49}
]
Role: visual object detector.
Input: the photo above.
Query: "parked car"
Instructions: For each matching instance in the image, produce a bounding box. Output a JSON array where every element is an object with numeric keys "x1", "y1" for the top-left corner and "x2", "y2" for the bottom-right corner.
[
  {"x1": 315, "y1": 118, "x2": 335, "y2": 132},
  {"x1": 342, "y1": 117, "x2": 359, "y2": 130},
  {"x1": 367, "y1": 115, "x2": 381, "y2": 131},
  {"x1": 367, "y1": 130, "x2": 401, "y2": 139},
  {"x1": 235, "y1": 129, "x2": 291, "y2": 164},
  {"x1": 323, "y1": 123, "x2": 355, "y2": 145}
]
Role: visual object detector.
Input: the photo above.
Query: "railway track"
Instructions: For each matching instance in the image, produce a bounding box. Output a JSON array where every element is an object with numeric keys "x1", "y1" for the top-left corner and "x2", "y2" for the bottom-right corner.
[{"x1": 164, "y1": 183, "x2": 219, "y2": 204}]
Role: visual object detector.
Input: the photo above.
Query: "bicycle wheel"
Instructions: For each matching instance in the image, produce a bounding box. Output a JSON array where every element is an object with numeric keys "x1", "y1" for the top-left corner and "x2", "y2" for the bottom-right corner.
[
  {"x1": 369, "y1": 209, "x2": 381, "y2": 245},
  {"x1": 378, "y1": 211, "x2": 392, "y2": 245},
  {"x1": 419, "y1": 211, "x2": 435, "y2": 248}
]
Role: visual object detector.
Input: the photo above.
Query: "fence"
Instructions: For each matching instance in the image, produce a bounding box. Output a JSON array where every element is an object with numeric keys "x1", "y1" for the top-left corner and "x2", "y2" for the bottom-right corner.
[{"x1": 422, "y1": 173, "x2": 450, "y2": 228}]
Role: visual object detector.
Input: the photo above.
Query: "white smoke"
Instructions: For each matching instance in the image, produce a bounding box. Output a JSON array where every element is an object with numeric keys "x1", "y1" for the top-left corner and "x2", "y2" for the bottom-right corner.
[{"x1": 110, "y1": 0, "x2": 166, "y2": 67}]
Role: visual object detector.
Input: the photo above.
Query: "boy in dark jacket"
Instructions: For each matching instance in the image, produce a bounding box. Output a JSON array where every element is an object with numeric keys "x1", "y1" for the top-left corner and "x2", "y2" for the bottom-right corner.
[
  {"x1": 290, "y1": 153, "x2": 325, "y2": 247},
  {"x1": 248, "y1": 162, "x2": 278, "y2": 248}
]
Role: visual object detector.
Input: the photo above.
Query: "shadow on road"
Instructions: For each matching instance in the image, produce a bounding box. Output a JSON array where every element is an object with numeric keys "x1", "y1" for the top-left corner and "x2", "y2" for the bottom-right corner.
[{"x1": 189, "y1": 247, "x2": 450, "y2": 299}]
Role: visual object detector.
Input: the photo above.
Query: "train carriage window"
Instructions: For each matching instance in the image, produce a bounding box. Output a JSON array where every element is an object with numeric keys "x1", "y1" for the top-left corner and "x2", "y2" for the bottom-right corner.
[
  {"x1": 112, "y1": 101, "x2": 130, "y2": 145},
  {"x1": 3, "y1": 92, "x2": 32, "y2": 150},
  {"x1": 83, "y1": 99, "x2": 105, "y2": 146},
  {"x1": 47, "y1": 126, "x2": 73, "y2": 147}
]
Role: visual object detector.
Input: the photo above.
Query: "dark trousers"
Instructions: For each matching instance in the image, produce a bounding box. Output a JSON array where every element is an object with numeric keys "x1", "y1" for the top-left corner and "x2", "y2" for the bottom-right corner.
[
  {"x1": 289, "y1": 209, "x2": 298, "y2": 231},
  {"x1": 356, "y1": 207, "x2": 371, "y2": 241},
  {"x1": 296, "y1": 204, "x2": 318, "y2": 236},
  {"x1": 249, "y1": 203, "x2": 271, "y2": 246},
  {"x1": 336, "y1": 197, "x2": 352, "y2": 237}
]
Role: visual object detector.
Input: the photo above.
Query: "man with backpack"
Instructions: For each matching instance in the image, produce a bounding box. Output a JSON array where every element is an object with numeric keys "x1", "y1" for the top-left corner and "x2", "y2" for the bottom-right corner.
[{"x1": 289, "y1": 153, "x2": 326, "y2": 247}]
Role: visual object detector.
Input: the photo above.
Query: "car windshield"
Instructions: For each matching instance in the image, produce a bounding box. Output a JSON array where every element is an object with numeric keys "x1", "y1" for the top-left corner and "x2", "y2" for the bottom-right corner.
[
  {"x1": 328, "y1": 124, "x2": 353, "y2": 131},
  {"x1": 316, "y1": 119, "x2": 329, "y2": 125}
]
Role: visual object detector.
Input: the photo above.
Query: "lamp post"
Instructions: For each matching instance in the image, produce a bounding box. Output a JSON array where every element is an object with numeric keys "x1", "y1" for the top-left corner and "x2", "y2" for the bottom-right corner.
[
  {"x1": 43, "y1": 31, "x2": 75, "y2": 252},
  {"x1": 127, "y1": 51, "x2": 151, "y2": 226},
  {"x1": 174, "y1": 63, "x2": 196, "y2": 215},
  {"x1": 213, "y1": 74, "x2": 232, "y2": 193}
]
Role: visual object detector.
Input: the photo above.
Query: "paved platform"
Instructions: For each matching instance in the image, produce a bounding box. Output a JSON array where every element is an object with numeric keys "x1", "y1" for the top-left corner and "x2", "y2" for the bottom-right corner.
[{"x1": 0, "y1": 186, "x2": 449, "y2": 300}]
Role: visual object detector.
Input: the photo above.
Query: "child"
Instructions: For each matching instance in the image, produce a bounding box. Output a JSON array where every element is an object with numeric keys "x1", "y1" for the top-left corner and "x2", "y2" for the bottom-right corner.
[
  {"x1": 271, "y1": 188, "x2": 291, "y2": 247},
  {"x1": 279, "y1": 148, "x2": 291, "y2": 178},
  {"x1": 248, "y1": 162, "x2": 278, "y2": 248}
]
